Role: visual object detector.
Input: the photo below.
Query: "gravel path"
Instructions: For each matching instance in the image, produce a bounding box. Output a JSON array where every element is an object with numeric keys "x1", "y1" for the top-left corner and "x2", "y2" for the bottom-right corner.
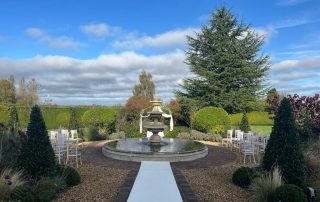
[
  {"x1": 54, "y1": 165, "x2": 129, "y2": 202},
  {"x1": 182, "y1": 164, "x2": 250, "y2": 202}
]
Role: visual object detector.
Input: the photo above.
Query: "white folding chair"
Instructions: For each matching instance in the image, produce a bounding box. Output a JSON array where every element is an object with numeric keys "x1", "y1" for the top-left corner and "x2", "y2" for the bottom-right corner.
[
  {"x1": 240, "y1": 142, "x2": 256, "y2": 165},
  {"x1": 66, "y1": 139, "x2": 82, "y2": 168},
  {"x1": 222, "y1": 130, "x2": 233, "y2": 147},
  {"x1": 53, "y1": 133, "x2": 67, "y2": 164}
]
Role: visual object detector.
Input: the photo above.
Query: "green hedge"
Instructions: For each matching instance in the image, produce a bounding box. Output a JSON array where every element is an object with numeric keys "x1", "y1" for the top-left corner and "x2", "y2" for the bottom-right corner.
[
  {"x1": 230, "y1": 111, "x2": 273, "y2": 126},
  {"x1": 81, "y1": 107, "x2": 118, "y2": 128},
  {"x1": 0, "y1": 105, "x2": 117, "y2": 129},
  {"x1": 192, "y1": 107, "x2": 231, "y2": 133}
]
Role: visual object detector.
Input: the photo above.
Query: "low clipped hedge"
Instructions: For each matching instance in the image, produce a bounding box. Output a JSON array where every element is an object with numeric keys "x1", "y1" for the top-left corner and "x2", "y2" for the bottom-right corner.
[
  {"x1": 230, "y1": 111, "x2": 273, "y2": 126},
  {"x1": 81, "y1": 107, "x2": 117, "y2": 128},
  {"x1": 192, "y1": 107, "x2": 231, "y2": 133}
]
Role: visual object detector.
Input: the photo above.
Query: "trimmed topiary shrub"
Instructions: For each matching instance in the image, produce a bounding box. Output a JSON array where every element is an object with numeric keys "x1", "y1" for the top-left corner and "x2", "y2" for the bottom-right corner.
[
  {"x1": 274, "y1": 184, "x2": 307, "y2": 202},
  {"x1": 262, "y1": 98, "x2": 306, "y2": 187},
  {"x1": 68, "y1": 107, "x2": 79, "y2": 130},
  {"x1": 17, "y1": 105, "x2": 56, "y2": 179},
  {"x1": 192, "y1": 107, "x2": 231, "y2": 133},
  {"x1": 7, "y1": 106, "x2": 19, "y2": 133},
  {"x1": 34, "y1": 177, "x2": 57, "y2": 201},
  {"x1": 239, "y1": 112, "x2": 250, "y2": 132},
  {"x1": 61, "y1": 166, "x2": 81, "y2": 187},
  {"x1": 232, "y1": 167, "x2": 259, "y2": 188}
]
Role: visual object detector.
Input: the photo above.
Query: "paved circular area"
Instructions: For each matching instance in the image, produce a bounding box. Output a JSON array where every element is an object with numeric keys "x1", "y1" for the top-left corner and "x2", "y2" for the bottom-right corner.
[
  {"x1": 82, "y1": 141, "x2": 236, "y2": 170},
  {"x1": 171, "y1": 145, "x2": 237, "y2": 169}
]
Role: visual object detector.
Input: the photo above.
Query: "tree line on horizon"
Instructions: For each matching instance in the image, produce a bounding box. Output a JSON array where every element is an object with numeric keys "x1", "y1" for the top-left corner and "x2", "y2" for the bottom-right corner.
[{"x1": 0, "y1": 75, "x2": 39, "y2": 107}]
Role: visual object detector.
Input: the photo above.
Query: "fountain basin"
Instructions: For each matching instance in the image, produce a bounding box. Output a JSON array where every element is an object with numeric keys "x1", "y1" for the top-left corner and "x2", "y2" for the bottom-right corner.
[{"x1": 102, "y1": 138, "x2": 208, "y2": 162}]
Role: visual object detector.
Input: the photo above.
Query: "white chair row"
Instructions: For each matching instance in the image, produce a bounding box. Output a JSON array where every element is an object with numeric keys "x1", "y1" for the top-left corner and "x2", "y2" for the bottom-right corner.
[{"x1": 49, "y1": 129, "x2": 82, "y2": 168}]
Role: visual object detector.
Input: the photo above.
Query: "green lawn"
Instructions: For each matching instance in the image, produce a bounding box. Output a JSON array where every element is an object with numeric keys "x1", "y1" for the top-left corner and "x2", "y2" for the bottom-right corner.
[{"x1": 232, "y1": 125, "x2": 272, "y2": 136}]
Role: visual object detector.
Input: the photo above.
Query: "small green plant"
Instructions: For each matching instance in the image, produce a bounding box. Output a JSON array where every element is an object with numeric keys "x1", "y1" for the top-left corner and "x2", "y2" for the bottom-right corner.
[
  {"x1": 232, "y1": 167, "x2": 258, "y2": 188},
  {"x1": 274, "y1": 184, "x2": 307, "y2": 202},
  {"x1": 249, "y1": 166, "x2": 283, "y2": 202},
  {"x1": 61, "y1": 166, "x2": 81, "y2": 187},
  {"x1": 109, "y1": 131, "x2": 126, "y2": 140},
  {"x1": 239, "y1": 112, "x2": 251, "y2": 132}
]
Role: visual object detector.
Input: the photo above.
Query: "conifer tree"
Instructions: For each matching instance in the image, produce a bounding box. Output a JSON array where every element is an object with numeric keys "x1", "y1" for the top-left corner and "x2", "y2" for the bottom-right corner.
[
  {"x1": 177, "y1": 6, "x2": 269, "y2": 113},
  {"x1": 17, "y1": 105, "x2": 56, "y2": 178},
  {"x1": 7, "y1": 106, "x2": 19, "y2": 133},
  {"x1": 239, "y1": 112, "x2": 250, "y2": 132},
  {"x1": 262, "y1": 98, "x2": 305, "y2": 186},
  {"x1": 69, "y1": 108, "x2": 79, "y2": 130}
]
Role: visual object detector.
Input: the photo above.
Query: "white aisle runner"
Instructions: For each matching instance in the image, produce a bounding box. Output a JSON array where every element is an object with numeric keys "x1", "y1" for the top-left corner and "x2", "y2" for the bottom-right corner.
[{"x1": 127, "y1": 161, "x2": 183, "y2": 202}]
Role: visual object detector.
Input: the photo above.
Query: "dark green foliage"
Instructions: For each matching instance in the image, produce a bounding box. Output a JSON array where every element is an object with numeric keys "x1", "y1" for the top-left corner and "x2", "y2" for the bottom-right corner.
[
  {"x1": 239, "y1": 112, "x2": 251, "y2": 132},
  {"x1": 83, "y1": 126, "x2": 101, "y2": 141},
  {"x1": 69, "y1": 107, "x2": 79, "y2": 130},
  {"x1": 17, "y1": 105, "x2": 56, "y2": 179},
  {"x1": 164, "y1": 126, "x2": 191, "y2": 138},
  {"x1": 230, "y1": 111, "x2": 273, "y2": 126},
  {"x1": 274, "y1": 184, "x2": 307, "y2": 202},
  {"x1": 61, "y1": 166, "x2": 81, "y2": 187},
  {"x1": 192, "y1": 107, "x2": 231, "y2": 133},
  {"x1": 10, "y1": 185, "x2": 35, "y2": 201},
  {"x1": 262, "y1": 98, "x2": 306, "y2": 187},
  {"x1": 232, "y1": 167, "x2": 259, "y2": 188},
  {"x1": 34, "y1": 178, "x2": 57, "y2": 201},
  {"x1": 177, "y1": 6, "x2": 269, "y2": 114},
  {"x1": 7, "y1": 106, "x2": 19, "y2": 133}
]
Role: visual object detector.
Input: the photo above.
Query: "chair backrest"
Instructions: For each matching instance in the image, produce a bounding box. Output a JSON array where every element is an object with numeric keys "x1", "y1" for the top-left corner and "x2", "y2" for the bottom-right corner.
[
  {"x1": 241, "y1": 142, "x2": 255, "y2": 153},
  {"x1": 227, "y1": 130, "x2": 233, "y2": 139},
  {"x1": 61, "y1": 129, "x2": 69, "y2": 138},
  {"x1": 237, "y1": 131, "x2": 244, "y2": 141},
  {"x1": 235, "y1": 130, "x2": 241, "y2": 136},
  {"x1": 49, "y1": 131, "x2": 58, "y2": 141},
  {"x1": 70, "y1": 130, "x2": 78, "y2": 139},
  {"x1": 67, "y1": 140, "x2": 79, "y2": 155},
  {"x1": 57, "y1": 133, "x2": 66, "y2": 146}
]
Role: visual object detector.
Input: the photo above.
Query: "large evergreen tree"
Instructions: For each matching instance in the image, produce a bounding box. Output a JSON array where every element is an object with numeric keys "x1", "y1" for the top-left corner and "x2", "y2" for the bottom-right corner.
[
  {"x1": 262, "y1": 98, "x2": 305, "y2": 186},
  {"x1": 177, "y1": 6, "x2": 269, "y2": 113},
  {"x1": 17, "y1": 105, "x2": 56, "y2": 179},
  {"x1": 132, "y1": 70, "x2": 155, "y2": 101}
]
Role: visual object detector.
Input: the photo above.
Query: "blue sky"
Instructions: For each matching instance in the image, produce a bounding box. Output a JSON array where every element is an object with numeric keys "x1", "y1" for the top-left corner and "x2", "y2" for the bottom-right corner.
[{"x1": 0, "y1": 0, "x2": 319, "y2": 105}]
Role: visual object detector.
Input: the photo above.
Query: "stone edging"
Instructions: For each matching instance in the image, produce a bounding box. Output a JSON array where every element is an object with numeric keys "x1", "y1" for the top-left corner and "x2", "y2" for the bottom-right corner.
[
  {"x1": 113, "y1": 164, "x2": 141, "y2": 202},
  {"x1": 171, "y1": 167, "x2": 198, "y2": 202}
]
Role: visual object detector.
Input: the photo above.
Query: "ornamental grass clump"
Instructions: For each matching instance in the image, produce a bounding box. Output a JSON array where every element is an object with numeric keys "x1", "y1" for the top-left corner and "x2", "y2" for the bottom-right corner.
[
  {"x1": 249, "y1": 166, "x2": 283, "y2": 202},
  {"x1": 0, "y1": 169, "x2": 25, "y2": 200}
]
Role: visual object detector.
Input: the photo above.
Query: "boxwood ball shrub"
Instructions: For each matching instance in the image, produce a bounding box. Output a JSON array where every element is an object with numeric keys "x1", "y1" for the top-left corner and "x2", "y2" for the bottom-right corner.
[
  {"x1": 61, "y1": 166, "x2": 81, "y2": 187},
  {"x1": 274, "y1": 184, "x2": 307, "y2": 202},
  {"x1": 232, "y1": 167, "x2": 258, "y2": 188},
  {"x1": 192, "y1": 107, "x2": 231, "y2": 133}
]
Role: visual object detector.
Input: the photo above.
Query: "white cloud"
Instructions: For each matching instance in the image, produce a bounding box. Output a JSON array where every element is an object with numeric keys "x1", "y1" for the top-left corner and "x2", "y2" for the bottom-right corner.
[
  {"x1": 80, "y1": 23, "x2": 120, "y2": 39},
  {"x1": 112, "y1": 27, "x2": 199, "y2": 49},
  {"x1": 254, "y1": 27, "x2": 277, "y2": 41},
  {"x1": 25, "y1": 27, "x2": 83, "y2": 50},
  {"x1": 276, "y1": 0, "x2": 310, "y2": 6},
  {"x1": 0, "y1": 50, "x2": 190, "y2": 105},
  {"x1": 272, "y1": 57, "x2": 320, "y2": 72}
]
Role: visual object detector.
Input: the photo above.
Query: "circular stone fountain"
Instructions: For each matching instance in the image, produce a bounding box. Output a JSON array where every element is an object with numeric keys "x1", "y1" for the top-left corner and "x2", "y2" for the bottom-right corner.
[{"x1": 102, "y1": 99, "x2": 208, "y2": 162}]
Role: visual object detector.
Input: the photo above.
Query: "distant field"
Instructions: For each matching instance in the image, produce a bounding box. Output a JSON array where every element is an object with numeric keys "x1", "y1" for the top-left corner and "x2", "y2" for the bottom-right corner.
[{"x1": 232, "y1": 125, "x2": 272, "y2": 136}]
